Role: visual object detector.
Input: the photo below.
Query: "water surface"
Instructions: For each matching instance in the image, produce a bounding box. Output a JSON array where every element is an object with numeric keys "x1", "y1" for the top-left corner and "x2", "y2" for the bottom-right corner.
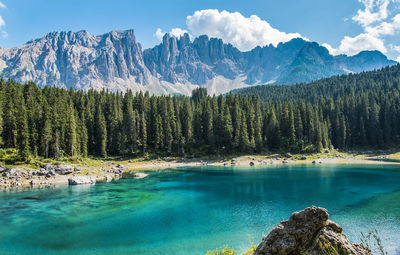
[{"x1": 1, "y1": 164, "x2": 400, "y2": 254}]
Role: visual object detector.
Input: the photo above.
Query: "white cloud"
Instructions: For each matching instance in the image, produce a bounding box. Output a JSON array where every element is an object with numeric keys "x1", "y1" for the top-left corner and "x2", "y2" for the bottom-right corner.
[
  {"x1": 390, "y1": 44, "x2": 400, "y2": 52},
  {"x1": 365, "y1": 14, "x2": 400, "y2": 36},
  {"x1": 185, "y1": 9, "x2": 307, "y2": 51},
  {"x1": 352, "y1": 0, "x2": 390, "y2": 27},
  {"x1": 326, "y1": 0, "x2": 400, "y2": 57},
  {"x1": 155, "y1": 27, "x2": 189, "y2": 41},
  {"x1": 324, "y1": 33, "x2": 386, "y2": 55},
  {"x1": 0, "y1": 3, "x2": 6, "y2": 39},
  {"x1": 0, "y1": 16, "x2": 5, "y2": 28}
]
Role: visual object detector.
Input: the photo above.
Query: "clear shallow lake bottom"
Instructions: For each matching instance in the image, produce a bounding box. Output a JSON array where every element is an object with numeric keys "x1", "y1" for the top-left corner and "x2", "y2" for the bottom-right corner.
[{"x1": 1, "y1": 164, "x2": 400, "y2": 255}]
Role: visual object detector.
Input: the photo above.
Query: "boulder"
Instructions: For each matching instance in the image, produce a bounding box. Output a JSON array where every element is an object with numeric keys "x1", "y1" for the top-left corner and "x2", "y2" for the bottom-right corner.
[
  {"x1": 55, "y1": 165, "x2": 74, "y2": 175},
  {"x1": 301, "y1": 155, "x2": 307, "y2": 160},
  {"x1": 249, "y1": 161, "x2": 255, "y2": 166},
  {"x1": 8, "y1": 168, "x2": 17, "y2": 175},
  {"x1": 44, "y1": 164, "x2": 55, "y2": 171},
  {"x1": 68, "y1": 176, "x2": 96, "y2": 185},
  {"x1": 254, "y1": 206, "x2": 371, "y2": 255}
]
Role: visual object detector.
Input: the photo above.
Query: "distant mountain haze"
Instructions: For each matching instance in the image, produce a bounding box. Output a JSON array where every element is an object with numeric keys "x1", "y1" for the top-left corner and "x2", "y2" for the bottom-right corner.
[{"x1": 0, "y1": 29, "x2": 396, "y2": 95}]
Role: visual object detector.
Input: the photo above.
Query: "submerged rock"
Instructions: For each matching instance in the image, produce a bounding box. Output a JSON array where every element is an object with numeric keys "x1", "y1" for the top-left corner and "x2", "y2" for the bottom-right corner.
[
  {"x1": 254, "y1": 206, "x2": 371, "y2": 255},
  {"x1": 21, "y1": 195, "x2": 42, "y2": 200},
  {"x1": 133, "y1": 173, "x2": 148, "y2": 179},
  {"x1": 68, "y1": 176, "x2": 96, "y2": 185}
]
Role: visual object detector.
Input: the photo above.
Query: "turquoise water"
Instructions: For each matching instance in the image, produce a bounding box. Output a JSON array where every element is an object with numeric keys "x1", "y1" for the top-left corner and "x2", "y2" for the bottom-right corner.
[{"x1": 1, "y1": 164, "x2": 400, "y2": 255}]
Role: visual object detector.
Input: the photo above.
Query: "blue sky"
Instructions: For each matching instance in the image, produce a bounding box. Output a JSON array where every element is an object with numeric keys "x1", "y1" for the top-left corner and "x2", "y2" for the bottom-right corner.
[{"x1": 0, "y1": 0, "x2": 399, "y2": 60}]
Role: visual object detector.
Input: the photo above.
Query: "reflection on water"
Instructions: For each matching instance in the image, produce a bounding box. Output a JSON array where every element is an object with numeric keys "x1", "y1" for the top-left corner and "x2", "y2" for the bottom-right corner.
[{"x1": 0, "y1": 164, "x2": 400, "y2": 255}]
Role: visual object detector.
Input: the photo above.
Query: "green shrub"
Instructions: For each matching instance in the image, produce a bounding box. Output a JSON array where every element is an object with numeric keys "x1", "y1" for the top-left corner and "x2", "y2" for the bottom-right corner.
[
  {"x1": 242, "y1": 241, "x2": 257, "y2": 255},
  {"x1": 0, "y1": 148, "x2": 21, "y2": 164},
  {"x1": 206, "y1": 246, "x2": 236, "y2": 255}
]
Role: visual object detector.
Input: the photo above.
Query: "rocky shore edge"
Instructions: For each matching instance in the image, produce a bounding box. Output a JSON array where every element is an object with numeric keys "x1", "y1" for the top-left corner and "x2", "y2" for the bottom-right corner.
[
  {"x1": 0, "y1": 163, "x2": 149, "y2": 190},
  {"x1": 1, "y1": 150, "x2": 398, "y2": 191}
]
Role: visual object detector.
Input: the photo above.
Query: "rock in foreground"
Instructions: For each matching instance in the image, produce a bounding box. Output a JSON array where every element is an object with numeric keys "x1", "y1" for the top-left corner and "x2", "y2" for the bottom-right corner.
[
  {"x1": 254, "y1": 206, "x2": 371, "y2": 255},
  {"x1": 68, "y1": 176, "x2": 96, "y2": 185}
]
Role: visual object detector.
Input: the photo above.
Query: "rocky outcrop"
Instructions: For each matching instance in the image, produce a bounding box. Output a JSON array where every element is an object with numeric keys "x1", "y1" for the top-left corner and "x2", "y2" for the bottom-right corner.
[
  {"x1": 68, "y1": 176, "x2": 96, "y2": 185},
  {"x1": 254, "y1": 206, "x2": 371, "y2": 255},
  {"x1": 0, "y1": 29, "x2": 395, "y2": 95},
  {"x1": 0, "y1": 30, "x2": 152, "y2": 92}
]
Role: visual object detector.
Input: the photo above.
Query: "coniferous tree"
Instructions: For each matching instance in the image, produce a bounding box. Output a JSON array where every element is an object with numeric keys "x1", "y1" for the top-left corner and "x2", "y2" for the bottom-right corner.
[
  {"x1": 265, "y1": 108, "x2": 281, "y2": 150},
  {"x1": 41, "y1": 102, "x2": 52, "y2": 158},
  {"x1": 95, "y1": 104, "x2": 107, "y2": 157},
  {"x1": 140, "y1": 111, "x2": 147, "y2": 155},
  {"x1": 253, "y1": 98, "x2": 263, "y2": 152},
  {"x1": 181, "y1": 98, "x2": 193, "y2": 149},
  {"x1": 220, "y1": 104, "x2": 233, "y2": 150},
  {"x1": 65, "y1": 102, "x2": 77, "y2": 156},
  {"x1": 15, "y1": 94, "x2": 30, "y2": 160},
  {"x1": 155, "y1": 114, "x2": 164, "y2": 150},
  {"x1": 122, "y1": 92, "x2": 137, "y2": 154},
  {"x1": 2, "y1": 85, "x2": 17, "y2": 148},
  {"x1": 239, "y1": 109, "x2": 250, "y2": 152}
]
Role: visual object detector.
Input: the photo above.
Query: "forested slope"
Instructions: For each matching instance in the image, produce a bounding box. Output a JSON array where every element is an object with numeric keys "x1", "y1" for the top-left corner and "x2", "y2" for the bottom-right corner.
[
  {"x1": 1, "y1": 65, "x2": 400, "y2": 161},
  {"x1": 234, "y1": 64, "x2": 400, "y2": 103}
]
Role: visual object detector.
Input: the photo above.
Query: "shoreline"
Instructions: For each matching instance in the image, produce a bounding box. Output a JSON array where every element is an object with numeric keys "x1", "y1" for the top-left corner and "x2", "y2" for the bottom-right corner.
[{"x1": 1, "y1": 151, "x2": 400, "y2": 191}]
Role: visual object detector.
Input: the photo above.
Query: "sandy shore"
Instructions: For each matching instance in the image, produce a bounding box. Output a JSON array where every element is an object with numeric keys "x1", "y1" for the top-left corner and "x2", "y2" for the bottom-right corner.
[{"x1": 1, "y1": 151, "x2": 399, "y2": 191}]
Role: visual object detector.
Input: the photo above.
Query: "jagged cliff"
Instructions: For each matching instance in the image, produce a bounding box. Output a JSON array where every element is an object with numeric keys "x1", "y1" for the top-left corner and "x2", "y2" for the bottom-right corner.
[{"x1": 0, "y1": 29, "x2": 396, "y2": 95}]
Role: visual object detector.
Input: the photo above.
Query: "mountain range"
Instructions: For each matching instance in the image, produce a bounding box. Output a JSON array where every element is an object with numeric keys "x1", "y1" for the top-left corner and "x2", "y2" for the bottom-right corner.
[{"x1": 0, "y1": 29, "x2": 396, "y2": 95}]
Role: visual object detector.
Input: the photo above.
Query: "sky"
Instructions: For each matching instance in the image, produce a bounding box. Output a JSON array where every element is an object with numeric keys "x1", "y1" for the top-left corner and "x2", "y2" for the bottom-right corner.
[{"x1": 0, "y1": 0, "x2": 399, "y2": 61}]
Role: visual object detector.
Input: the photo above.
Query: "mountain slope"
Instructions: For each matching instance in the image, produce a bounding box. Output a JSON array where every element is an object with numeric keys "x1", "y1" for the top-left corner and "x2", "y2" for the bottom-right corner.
[
  {"x1": 232, "y1": 64, "x2": 400, "y2": 103},
  {"x1": 0, "y1": 29, "x2": 396, "y2": 95}
]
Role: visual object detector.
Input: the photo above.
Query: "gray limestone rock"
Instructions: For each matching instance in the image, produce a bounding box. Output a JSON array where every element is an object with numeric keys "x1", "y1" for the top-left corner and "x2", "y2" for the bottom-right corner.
[
  {"x1": 0, "y1": 30, "x2": 395, "y2": 96},
  {"x1": 55, "y1": 165, "x2": 74, "y2": 175},
  {"x1": 254, "y1": 206, "x2": 371, "y2": 255},
  {"x1": 68, "y1": 176, "x2": 96, "y2": 185}
]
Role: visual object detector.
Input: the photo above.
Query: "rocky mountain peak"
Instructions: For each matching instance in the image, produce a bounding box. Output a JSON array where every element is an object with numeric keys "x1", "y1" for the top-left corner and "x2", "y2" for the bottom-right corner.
[{"x1": 0, "y1": 29, "x2": 396, "y2": 95}]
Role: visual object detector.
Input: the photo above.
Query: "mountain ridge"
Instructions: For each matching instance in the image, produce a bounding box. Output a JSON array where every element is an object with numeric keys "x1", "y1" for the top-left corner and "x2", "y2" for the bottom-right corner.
[{"x1": 0, "y1": 29, "x2": 396, "y2": 95}]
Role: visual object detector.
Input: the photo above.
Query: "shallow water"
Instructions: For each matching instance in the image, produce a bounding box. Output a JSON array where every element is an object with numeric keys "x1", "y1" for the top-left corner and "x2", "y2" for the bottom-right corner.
[{"x1": 1, "y1": 164, "x2": 400, "y2": 255}]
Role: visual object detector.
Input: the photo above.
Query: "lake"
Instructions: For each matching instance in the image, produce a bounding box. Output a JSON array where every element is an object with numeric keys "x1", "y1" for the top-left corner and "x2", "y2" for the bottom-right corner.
[{"x1": 1, "y1": 164, "x2": 400, "y2": 254}]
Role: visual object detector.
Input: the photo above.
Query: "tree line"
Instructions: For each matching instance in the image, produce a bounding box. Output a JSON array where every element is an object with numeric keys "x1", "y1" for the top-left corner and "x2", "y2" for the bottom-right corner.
[{"x1": 0, "y1": 64, "x2": 399, "y2": 160}]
